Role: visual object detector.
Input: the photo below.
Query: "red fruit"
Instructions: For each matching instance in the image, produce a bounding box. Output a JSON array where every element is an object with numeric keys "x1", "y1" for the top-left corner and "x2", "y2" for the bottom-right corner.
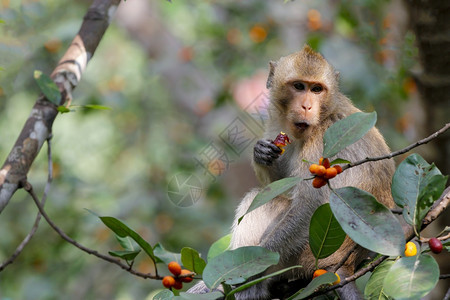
[
  {"x1": 312, "y1": 177, "x2": 327, "y2": 189},
  {"x1": 324, "y1": 167, "x2": 338, "y2": 179},
  {"x1": 333, "y1": 165, "x2": 343, "y2": 174},
  {"x1": 179, "y1": 269, "x2": 194, "y2": 282},
  {"x1": 273, "y1": 132, "x2": 291, "y2": 147},
  {"x1": 428, "y1": 238, "x2": 443, "y2": 254},
  {"x1": 319, "y1": 157, "x2": 330, "y2": 168},
  {"x1": 162, "y1": 276, "x2": 175, "y2": 288},
  {"x1": 168, "y1": 261, "x2": 182, "y2": 276},
  {"x1": 173, "y1": 280, "x2": 183, "y2": 290}
]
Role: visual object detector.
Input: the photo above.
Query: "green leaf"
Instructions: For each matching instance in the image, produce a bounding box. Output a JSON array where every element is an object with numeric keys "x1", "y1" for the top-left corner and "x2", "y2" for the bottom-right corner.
[
  {"x1": 202, "y1": 246, "x2": 279, "y2": 290},
  {"x1": 83, "y1": 104, "x2": 111, "y2": 110},
  {"x1": 364, "y1": 260, "x2": 394, "y2": 300},
  {"x1": 383, "y1": 254, "x2": 439, "y2": 300},
  {"x1": 228, "y1": 265, "x2": 302, "y2": 297},
  {"x1": 57, "y1": 106, "x2": 71, "y2": 113},
  {"x1": 392, "y1": 154, "x2": 446, "y2": 230},
  {"x1": 178, "y1": 292, "x2": 223, "y2": 300},
  {"x1": 99, "y1": 216, "x2": 156, "y2": 262},
  {"x1": 108, "y1": 249, "x2": 141, "y2": 261},
  {"x1": 309, "y1": 203, "x2": 346, "y2": 260},
  {"x1": 153, "y1": 243, "x2": 181, "y2": 265},
  {"x1": 323, "y1": 112, "x2": 377, "y2": 158},
  {"x1": 329, "y1": 158, "x2": 351, "y2": 166},
  {"x1": 115, "y1": 235, "x2": 139, "y2": 251},
  {"x1": 238, "y1": 177, "x2": 302, "y2": 224},
  {"x1": 207, "y1": 234, "x2": 231, "y2": 261},
  {"x1": 34, "y1": 70, "x2": 61, "y2": 104},
  {"x1": 153, "y1": 289, "x2": 174, "y2": 299},
  {"x1": 181, "y1": 247, "x2": 206, "y2": 275},
  {"x1": 288, "y1": 272, "x2": 338, "y2": 300},
  {"x1": 329, "y1": 187, "x2": 405, "y2": 256}
]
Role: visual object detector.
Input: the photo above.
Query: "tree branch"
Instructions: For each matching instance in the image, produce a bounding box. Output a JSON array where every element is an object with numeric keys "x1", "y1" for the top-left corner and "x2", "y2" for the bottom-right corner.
[
  {"x1": 343, "y1": 122, "x2": 450, "y2": 171},
  {"x1": 24, "y1": 180, "x2": 161, "y2": 280},
  {"x1": 0, "y1": 0, "x2": 121, "y2": 213}
]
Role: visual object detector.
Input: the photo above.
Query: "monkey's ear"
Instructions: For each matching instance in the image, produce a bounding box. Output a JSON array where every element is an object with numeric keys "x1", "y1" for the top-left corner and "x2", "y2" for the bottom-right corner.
[
  {"x1": 266, "y1": 60, "x2": 277, "y2": 89},
  {"x1": 334, "y1": 71, "x2": 340, "y2": 81}
]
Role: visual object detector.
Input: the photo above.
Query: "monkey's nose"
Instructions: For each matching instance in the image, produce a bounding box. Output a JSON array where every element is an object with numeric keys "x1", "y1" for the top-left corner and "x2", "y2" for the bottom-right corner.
[{"x1": 294, "y1": 122, "x2": 309, "y2": 130}]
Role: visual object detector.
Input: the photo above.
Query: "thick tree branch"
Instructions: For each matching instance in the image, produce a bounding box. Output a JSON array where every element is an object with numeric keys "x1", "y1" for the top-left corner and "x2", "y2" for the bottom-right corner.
[{"x1": 0, "y1": 0, "x2": 121, "y2": 213}]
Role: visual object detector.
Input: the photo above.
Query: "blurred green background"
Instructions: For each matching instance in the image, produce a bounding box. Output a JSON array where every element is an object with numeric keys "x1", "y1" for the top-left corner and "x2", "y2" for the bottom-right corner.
[{"x1": 0, "y1": 0, "x2": 447, "y2": 299}]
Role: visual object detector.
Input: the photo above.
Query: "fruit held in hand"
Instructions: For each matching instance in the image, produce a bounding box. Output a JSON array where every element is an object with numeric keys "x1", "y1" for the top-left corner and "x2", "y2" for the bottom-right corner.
[
  {"x1": 162, "y1": 276, "x2": 176, "y2": 288},
  {"x1": 404, "y1": 241, "x2": 417, "y2": 256},
  {"x1": 312, "y1": 269, "x2": 327, "y2": 279},
  {"x1": 168, "y1": 261, "x2": 182, "y2": 276},
  {"x1": 272, "y1": 132, "x2": 291, "y2": 154},
  {"x1": 428, "y1": 238, "x2": 443, "y2": 254}
]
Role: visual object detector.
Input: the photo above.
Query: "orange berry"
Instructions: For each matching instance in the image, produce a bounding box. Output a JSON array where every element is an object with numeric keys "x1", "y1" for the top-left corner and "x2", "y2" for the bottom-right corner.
[
  {"x1": 333, "y1": 273, "x2": 341, "y2": 285},
  {"x1": 322, "y1": 158, "x2": 330, "y2": 168},
  {"x1": 168, "y1": 261, "x2": 182, "y2": 276},
  {"x1": 309, "y1": 164, "x2": 320, "y2": 174},
  {"x1": 316, "y1": 165, "x2": 326, "y2": 176},
  {"x1": 312, "y1": 177, "x2": 327, "y2": 189},
  {"x1": 324, "y1": 167, "x2": 338, "y2": 179},
  {"x1": 333, "y1": 165, "x2": 343, "y2": 174},
  {"x1": 179, "y1": 269, "x2": 194, "y2": 283},
  {"x1": 313, "y1": 269, "x2": 327, "y2": 279},
  {"x1": 173, "y1": 280, "x2": 183, "y2": 290},
  {"x1": 162, "y1": 276, "x2": 176, "y2": 288},
  {"x1": 404, "y1": 242, "x2": 417, "y2": 257}
]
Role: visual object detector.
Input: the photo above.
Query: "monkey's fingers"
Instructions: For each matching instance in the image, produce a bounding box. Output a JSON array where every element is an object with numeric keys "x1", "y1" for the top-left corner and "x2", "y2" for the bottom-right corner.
[{"x1": 254, "y1": 139, "x2": 282, "y2": 166}]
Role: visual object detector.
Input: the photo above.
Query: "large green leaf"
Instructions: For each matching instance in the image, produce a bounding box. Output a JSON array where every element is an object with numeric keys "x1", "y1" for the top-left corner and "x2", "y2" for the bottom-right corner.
[
  {"x1": 207, "y1": 234, "x2": 231, "y2": 261},
  {"x1": 288, "y1": 272, "x2": 338, "y2": 300},
  {"x1": 364, "y1": 260, "x2": 394, "y2": 300},
  {"x1": 178, "y1": 292, "x2": 223, "y2": 300},
  {"x1": 392, "y1": 154, "x2": 447, "y2": 230},
  {"x1": 323, "y1": 112, "x2": 377, "y2": 158},
  {"x1": 115, "y1": 235, "x2": 139, "y2": 251},
  {"x1": 329, "y1": 187, "x2": 404, "y2": 256},
  {"x1": 238, "y1": 177, "x2": 302, "y2": 224},
  {"x1": 309, "y1": 203, "x2": 346, "y2": 260},
  {"x1": 383, "y1": 254, "x2": 439, "y2": 300},
  {"x1": 202, "y1": 246, "x2": 279, "y2": 290},
  {"x1": 99, "y1": 216, "x2": 156, "y2": 262},
  {"x1": 181, "y1": 247, "x2": 206, "y2": 275},
  {"x1": 153, "y1": 243, "x2": 181, "y2": 265},
  {"x1": 34, "y1": 70, "x2": 61, "y2": 105}
]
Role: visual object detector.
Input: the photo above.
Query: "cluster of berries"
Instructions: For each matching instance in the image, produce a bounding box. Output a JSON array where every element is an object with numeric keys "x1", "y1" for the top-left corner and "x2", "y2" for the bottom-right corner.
[
  {"x1": 162, "y1": 261, "x2": 194, "y2": 290},
  {"x1": 309, "y1": 157, "x2": 343, "y2": 188}
]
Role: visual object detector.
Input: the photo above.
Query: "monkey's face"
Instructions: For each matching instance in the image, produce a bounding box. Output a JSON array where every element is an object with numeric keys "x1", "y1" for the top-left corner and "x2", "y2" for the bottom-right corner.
[{"x1": 279, "y1": 80, "x2": 328, "y2": 139}]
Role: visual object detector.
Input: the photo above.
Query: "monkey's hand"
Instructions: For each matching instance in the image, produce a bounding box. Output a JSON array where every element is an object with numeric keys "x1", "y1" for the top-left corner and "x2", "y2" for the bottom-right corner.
[{"x1": 254, "y1": 139, "x2": 282, "y2": 166}]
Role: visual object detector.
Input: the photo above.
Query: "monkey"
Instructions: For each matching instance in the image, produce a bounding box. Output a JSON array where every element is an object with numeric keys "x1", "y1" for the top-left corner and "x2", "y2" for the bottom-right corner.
[{"x1": 188, "y1": 45, "x2": 395, "y2": 299}]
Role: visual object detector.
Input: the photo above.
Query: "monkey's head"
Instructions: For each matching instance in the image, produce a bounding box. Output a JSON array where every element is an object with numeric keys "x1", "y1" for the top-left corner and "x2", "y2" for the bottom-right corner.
[{"x1": 266, "y1": 45, "x2": 339, "y2": 139}]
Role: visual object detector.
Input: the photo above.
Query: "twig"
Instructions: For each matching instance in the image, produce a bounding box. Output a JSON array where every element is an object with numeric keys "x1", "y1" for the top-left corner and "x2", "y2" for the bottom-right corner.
[
  {"x1": 330, "y1": 243, "x2": 359, "y2": 273},
  {"x1": 24, "y1": 181, "x2": 162, "y2": 280},
  {"x1": 420, "y1": 232, "x2": 450, "y2": 243},
  {"x1": 440, "y1": 274, "x2": 450, "y2": 280},
  {"x1": 0, "y1": 137, "x2": 53, "y2": 271},
  {"x1": 343, "y1": 123, "x2": 450, "y2": 170}
]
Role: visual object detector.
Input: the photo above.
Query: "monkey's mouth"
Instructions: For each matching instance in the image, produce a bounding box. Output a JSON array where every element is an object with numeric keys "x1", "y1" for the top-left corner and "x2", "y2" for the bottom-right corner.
[{"x1": 294, "y1": 122, "x2": 310, "y2": 131}]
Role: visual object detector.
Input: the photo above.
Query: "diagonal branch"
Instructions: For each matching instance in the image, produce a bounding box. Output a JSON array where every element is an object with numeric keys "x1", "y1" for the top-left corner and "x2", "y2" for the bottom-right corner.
[{"x1": 0, "y1": 0, "x2": 122, "y2": 213}]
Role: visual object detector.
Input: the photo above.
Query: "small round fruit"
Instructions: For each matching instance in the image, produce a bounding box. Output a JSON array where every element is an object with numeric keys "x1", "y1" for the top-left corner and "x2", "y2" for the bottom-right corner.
[
  {"x1": 404, "y1": 241, "x2": 417, "y2": 257},
  {"x1": 316, "y1": 165, "x2": 327, "y2": 177},
  {"x1": 324, "y1": 167, "x2": 338, "y2": 179},
  {"x1": 179, "y1": 269, "x2": 194, "y2": 283},
  {"x1": 168, "y1": 261, "x2": 182, "y2": 276},
  {"x1": 333, "y1": 165, "x2": 343, "y2": 174},
  {"x1": 309, "y1": 164, "x2": 320, "y2": 174},
  {"x1": 162, "y1": 276, "x2": 175, "y2": 288},
  {"x1": 428, "y1": 238, "x2": 443, "y2": 254},
  {"x1": 312, "y1": 177, "x2": 327, "y2": 189},
  {"x1": 173, "y1": 280, "x2": 183, "y2": 290},
  {"x1": 333, "y1": 273, "x2": 341, "y2": 285},
  {"x1": 313, "y1": 269, "x2": 327, "y2": 279},
  {"x1": 319, "y1": 157, "x2": 330, "y2": 168}
]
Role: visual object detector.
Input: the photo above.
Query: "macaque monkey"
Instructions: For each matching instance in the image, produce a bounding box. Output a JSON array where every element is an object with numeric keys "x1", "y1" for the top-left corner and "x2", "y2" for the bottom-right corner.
[{"x1": 190, "y1": 46, "x2": 395, "y2": 299}]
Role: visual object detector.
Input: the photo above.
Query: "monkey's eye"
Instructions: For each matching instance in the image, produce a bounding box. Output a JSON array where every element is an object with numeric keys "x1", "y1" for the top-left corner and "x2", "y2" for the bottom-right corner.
[
  {"x1": 293, "y1": 82, "x2": 305, "y2": 91},
  {"x1": 311, "y1": 85, "x2": 323, "y2": 93}
]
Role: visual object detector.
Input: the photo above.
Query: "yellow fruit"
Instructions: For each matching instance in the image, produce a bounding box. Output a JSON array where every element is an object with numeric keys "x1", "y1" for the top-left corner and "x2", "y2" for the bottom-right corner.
[
  {"x1": 313, "y1": 269, "x2": 327, "y2": 279},
  {"x1": 309, "y1": 164, "x2": 320, "y2": 174},
  {"x1": 404, "y1": 241, "x2": 417, "y2": 257},
  {"x1": 316, "y1": 165, "x2": 327, "y2": 177}
]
